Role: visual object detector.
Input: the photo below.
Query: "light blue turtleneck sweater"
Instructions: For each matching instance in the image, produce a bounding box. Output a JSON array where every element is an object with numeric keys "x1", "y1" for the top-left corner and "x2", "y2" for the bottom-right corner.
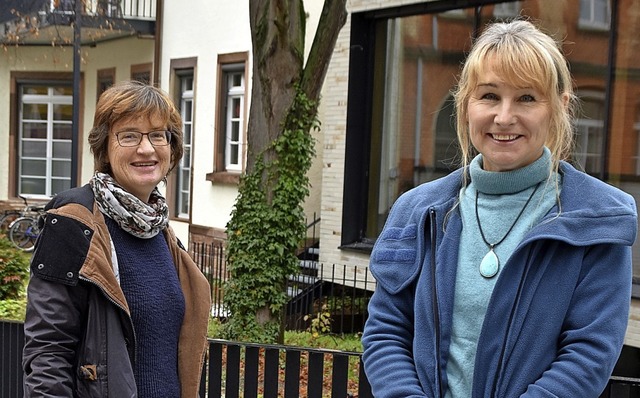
[{"x1": 445, "y1": 148, "x2": 560, "y2": 398}]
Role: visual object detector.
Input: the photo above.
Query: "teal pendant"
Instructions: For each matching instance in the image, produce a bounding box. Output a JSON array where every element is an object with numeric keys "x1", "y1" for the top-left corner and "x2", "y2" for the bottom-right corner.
[{"x1": 480, "y1": 248, "x2": 499, "y2": 278}]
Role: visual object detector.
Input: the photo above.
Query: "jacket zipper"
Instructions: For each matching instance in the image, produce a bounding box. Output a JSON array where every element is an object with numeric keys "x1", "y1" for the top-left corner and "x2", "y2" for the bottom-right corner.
[
  {"x1": 429, "y1": 208, "x2": 444, "y2": 398},
  {"x1": 78, "y1": 275, "x2": 137, "y2": 365},
  {"x1": 488, "y1": 248, "x2": 533, "y2": 397}
]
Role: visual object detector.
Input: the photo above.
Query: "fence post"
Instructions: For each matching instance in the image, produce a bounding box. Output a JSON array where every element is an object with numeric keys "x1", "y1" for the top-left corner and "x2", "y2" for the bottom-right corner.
[{"x1": 0, "y1": 321, "x2": 24, "y2": 398}]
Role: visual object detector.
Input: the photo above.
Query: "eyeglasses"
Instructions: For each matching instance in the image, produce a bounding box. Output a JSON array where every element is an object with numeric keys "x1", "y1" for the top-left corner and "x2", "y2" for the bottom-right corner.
[{"x1": 115, "y1": 130, "x2": 172, "y2": 147}]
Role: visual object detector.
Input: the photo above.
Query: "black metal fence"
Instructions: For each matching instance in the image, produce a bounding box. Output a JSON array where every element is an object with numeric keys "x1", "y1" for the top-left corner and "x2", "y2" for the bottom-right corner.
[
  {"x1": 0, "y1": 320, "x2": 371, "y2": 398},
  {"x1": 190, "y1": 241, "x2": 228, "y2": 318},
  {"x1": 189, "y1": 241, "x2": 376, "y2": 334},
  {"x1": 3, "y1": 320, "x2": 640, "y2": 397},
  {"x1": 201, "y1": 339, "x2": 372, "y2": 398},
  {"x1": 601, "y1": 376, "x2": 640, "y2": 397},
  {"x1": 0, "y1": 320, "x2": 23, "y2": 398}
]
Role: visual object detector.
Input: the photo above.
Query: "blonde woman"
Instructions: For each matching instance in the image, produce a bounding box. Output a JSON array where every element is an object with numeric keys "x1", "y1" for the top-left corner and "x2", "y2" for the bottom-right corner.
[{"x1": 362, "y1": 20, "x2": 636, "y2": 397}]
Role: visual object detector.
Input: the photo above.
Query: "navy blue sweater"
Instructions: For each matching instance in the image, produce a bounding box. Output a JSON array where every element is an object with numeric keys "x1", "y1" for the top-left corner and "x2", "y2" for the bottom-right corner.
[{"x1": 106, "y1": 218, "x2": 185, "y2": 397}]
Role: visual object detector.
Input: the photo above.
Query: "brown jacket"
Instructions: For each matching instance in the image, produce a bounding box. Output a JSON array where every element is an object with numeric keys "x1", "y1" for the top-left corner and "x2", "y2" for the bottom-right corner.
[{"x1": 23, "y1": 185, "x2": 211, "y2": 397}]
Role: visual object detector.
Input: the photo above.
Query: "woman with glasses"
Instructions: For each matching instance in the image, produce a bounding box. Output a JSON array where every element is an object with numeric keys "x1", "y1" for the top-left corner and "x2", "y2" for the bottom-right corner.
[
  {"x1": 23, "y1": 80, "x2": 211, "y2": 397},
  {"x1": 362, "y1": 20, "x2": 637, "y2": 397}
]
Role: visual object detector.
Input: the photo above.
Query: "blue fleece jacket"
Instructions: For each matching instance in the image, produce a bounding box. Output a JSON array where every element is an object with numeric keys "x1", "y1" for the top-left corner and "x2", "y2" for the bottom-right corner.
[{"x1": 362, "y1": 161, "x2": 637, "y2": 398}]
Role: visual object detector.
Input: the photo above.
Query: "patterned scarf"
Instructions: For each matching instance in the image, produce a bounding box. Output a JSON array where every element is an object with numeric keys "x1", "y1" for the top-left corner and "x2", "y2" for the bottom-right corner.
[{"x1": 90, "y1": 172, "x2": 169, "y2": 239}]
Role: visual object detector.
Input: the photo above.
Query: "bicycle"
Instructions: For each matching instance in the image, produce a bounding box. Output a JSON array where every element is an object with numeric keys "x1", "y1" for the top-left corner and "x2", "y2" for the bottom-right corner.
[
  {"x1": 4, "y1": 194, "x2": 50, "y2": 252},
  {"x1": 9, "y1": 212, "x2": 45, "y2": 252},
  {"x1": 0, "y1": 209, "x2": 22, "y2": 232}
]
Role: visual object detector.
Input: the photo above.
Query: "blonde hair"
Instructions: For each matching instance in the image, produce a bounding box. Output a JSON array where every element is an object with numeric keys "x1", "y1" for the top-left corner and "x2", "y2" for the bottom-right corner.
[
  {"x1": 88, "y1": 80, "x2": 184, "y2": 175},
  {"x1": 453, "y1": 19, "x2": 577, "y2": 179}
]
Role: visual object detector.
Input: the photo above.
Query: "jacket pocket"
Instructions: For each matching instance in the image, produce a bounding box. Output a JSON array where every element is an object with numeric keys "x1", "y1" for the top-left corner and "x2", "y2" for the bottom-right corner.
[{"x1": 370, "y1": 223, "x2": 421, "y2": 294}]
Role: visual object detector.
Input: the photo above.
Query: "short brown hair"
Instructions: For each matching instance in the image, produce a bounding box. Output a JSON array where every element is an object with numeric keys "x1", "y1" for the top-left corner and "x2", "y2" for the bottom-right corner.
[{"x1": 88, "y1": 80, "x2": 184, "y2": 174}]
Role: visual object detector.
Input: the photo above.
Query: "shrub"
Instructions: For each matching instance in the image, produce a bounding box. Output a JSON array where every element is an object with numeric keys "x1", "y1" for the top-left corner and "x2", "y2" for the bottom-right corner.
[
  {"x1": 0, "y1": 236, "x2": 31, "y2": 300},
  {"x1": 0, "y1": 299, "x2": 26, "y2": 321}
]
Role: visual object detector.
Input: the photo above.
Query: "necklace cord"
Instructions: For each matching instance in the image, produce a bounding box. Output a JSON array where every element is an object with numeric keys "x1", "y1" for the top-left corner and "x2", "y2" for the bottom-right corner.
[{"x1": 475, "y1": 183, "x2": 540, "y2": 249}]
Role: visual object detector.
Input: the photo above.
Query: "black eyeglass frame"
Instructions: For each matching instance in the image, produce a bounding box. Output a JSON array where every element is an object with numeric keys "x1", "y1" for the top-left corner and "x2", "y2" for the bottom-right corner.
[{"x1": 114, "y1": 130, "x2": 173, "y2": 147}]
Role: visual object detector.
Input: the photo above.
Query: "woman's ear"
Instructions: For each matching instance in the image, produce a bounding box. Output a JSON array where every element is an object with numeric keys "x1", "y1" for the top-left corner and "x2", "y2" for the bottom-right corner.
[{"x1": 561, "y1": 92, "x2": 571, "y2": 110}]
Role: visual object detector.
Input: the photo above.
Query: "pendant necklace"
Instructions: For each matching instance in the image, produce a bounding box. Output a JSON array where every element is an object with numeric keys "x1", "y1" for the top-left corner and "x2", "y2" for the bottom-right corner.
[{"x1": 475, "y1": 183, "x2": 540, "y2": 278}]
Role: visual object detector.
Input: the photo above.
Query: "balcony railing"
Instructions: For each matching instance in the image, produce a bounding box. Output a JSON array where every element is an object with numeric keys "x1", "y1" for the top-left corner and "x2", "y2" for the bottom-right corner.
[
  {"x1": 48, "y1": 0, "x2": 156, "y2": 20},
  {"x1": 1, "y1": 0, "x2": 156, "y2": 45}
]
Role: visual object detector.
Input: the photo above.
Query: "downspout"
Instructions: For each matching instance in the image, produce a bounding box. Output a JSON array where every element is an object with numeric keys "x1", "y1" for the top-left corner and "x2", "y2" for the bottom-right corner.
[
  {"x1": 413, "y1": 57, "x2": 423, "y2": 188},
  {"x1": 153, "y1": 0, "x2": 163, "y2": 86},
  {"x1": 71, "y1": 0, "x2": 82, "y2": 188},
  {"x1": 600, "y1": 0, "x2": 618, "y2": 181}
]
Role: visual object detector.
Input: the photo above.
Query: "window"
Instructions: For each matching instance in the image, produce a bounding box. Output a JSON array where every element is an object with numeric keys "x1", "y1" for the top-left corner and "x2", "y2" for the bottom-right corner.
[
  {"x1": 18, "y1": 84, "x2": 73, "y2": 196},
  {"x1": 97, "y1": 67, "x2": 115, "y2": 101},
  {"x1": 344, "y1": 10, "x2": 471, "y2": 245},
  {"x1": 579, "y1": 0, "x2": 610, "y2": 30},
  {"x1": 493, "y1": 2, "x2": 520, "y2": 19},
  {"x1": 574, "y1": 91, "x2": 605, "y2": 175},
  {"x1": 169, "y1": 57, "x2": 197, "y2": 219},
  {"x1": 97, "y1": 0, "x2": 121, "y2": 17},
  {"x1": 440, "y1": 9, "x2": 466, "y2": 19},
  {"x1": 341, "y1": 0, "x2": 640, "y2": 250},
  {"x1": 207, "y1": 52, "x2": 248, "y2": 184},
  {"x1": 224, "y1": 70, "x2": 245, "y2": 171},
  {"x1": 176, "y1": 72, "x2": 194, "y2": 218},
  {"x1": 342, "y1": 1, "x2": 624, "y2": 248},
  {"x1": 51, "y1": 0, "x2": 74, "y2": 13},
  {"x1": 434, "y1": 96, "x2": 459, "y2": 174},
  {"x1": 634, "y1": 111, "x2": 640, "y2": 175},
  {"x1": 131, "y1": 63, "x2": 152, "y2": 84}
]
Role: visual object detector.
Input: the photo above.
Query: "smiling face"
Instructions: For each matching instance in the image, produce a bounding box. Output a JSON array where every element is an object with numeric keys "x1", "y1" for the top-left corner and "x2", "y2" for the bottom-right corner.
[
  {"x1": 467, "y1": 66, "x2": 552, "y2": 172},
  {"x1": 107, "y1": 114, "x2": 171, "y2": 202}
]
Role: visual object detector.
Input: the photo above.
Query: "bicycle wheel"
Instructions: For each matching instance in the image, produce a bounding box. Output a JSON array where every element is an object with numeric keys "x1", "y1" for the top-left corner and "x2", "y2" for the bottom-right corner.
[
  {"x1": 0, "y1": 211, "x2": 21, "y2": 232},
  {"x1": 9, "y1": 217, "x2": 38, "y2": 251}
]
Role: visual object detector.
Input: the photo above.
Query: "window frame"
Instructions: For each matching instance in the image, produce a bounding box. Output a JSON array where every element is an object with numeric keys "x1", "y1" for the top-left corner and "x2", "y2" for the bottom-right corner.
[
  {"x1": 633, "y1": 112, "x2": 640, "y2": 175},
  {"x1": 168, "y1": 57, "x2": 197, "y2": 221},
  {"x1": 206, "y1": 52, "x2": 249, "y2": 185},
  {"x1": 493, "y1": 1, "x2": 520, "y2": 19},
  {"x1": 575, "y1": 90, "x2": 606, "y2": 176},
  {"x1": 223, "y1": 70, "x2": 245, "y2": 172},
  {"x1": 96, "y1": 67, "x2": 115, "y2": 102},
  {"x1": 578, "y1": 0, "x2": 611, "y2": 31},
  {"x1": 175, "y1": 72, "x2": 195, "y2": 219},
  {"x1": 9, "y1": 72, "x2": 79, "y2": 199},
  {"x1": 341, "y1": 0, "x2": 535, "y2": 250},
  {"x1": 131, "y1": 62, "x2": 152, "y2": 84}
]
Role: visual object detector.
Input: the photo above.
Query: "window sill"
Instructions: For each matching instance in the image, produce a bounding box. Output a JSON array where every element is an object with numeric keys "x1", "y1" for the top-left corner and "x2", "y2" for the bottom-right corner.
[
  {"x1": 206, "y1": 171, "x2": 241, "y2": 185},
  {"x1": 577, "y1": 21, "x2": 610, "y2": 33},
  {"x1": 339, "y1": 241, "x2": 374, "y2": 254},
  {"x1": 632, "y1": 277, "x2": 640, "y2": 299}
]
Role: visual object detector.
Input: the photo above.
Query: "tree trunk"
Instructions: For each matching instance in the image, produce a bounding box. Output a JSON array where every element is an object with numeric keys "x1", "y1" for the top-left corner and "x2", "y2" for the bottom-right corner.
[
  {"x1": 247, "y1": 0, "x2": 347, "y2": 174},
  {"x1": 247, "y1": 0, "x2": 305, "y2": 174},
  {"x1": 224, "y1": 0, "x2": 346, "y2": 343}
]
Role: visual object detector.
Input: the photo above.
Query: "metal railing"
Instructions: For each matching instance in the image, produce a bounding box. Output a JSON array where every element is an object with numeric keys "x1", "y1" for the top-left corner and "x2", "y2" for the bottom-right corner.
[
  {"x1": 48, "y1": 0, "x2": 156, "y2": 19},
  {"x1": 0, "y1": 320, "x2": 24, "y2": 398},
  {"x1": 601, "y1": 376, "x2": 640, "y2": 396},
  {"x1": 190, "y1": 240, "x2": 228, "y2": 317},
  {"x1": 285, "y1": 262, "x2": 375, "y2": 333},
  {"x1": 201, "y1": 339, "x2": 372, "y2": 398},
  {"x1": 3, "y1": 320, "x2": 640, "y2": 397},
  {"x1": 0, "y1": 320, "x2": 372, "y2": 398},
  {"x1": 189, "y1": 240, "x2": 375, "y2": 334}
]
